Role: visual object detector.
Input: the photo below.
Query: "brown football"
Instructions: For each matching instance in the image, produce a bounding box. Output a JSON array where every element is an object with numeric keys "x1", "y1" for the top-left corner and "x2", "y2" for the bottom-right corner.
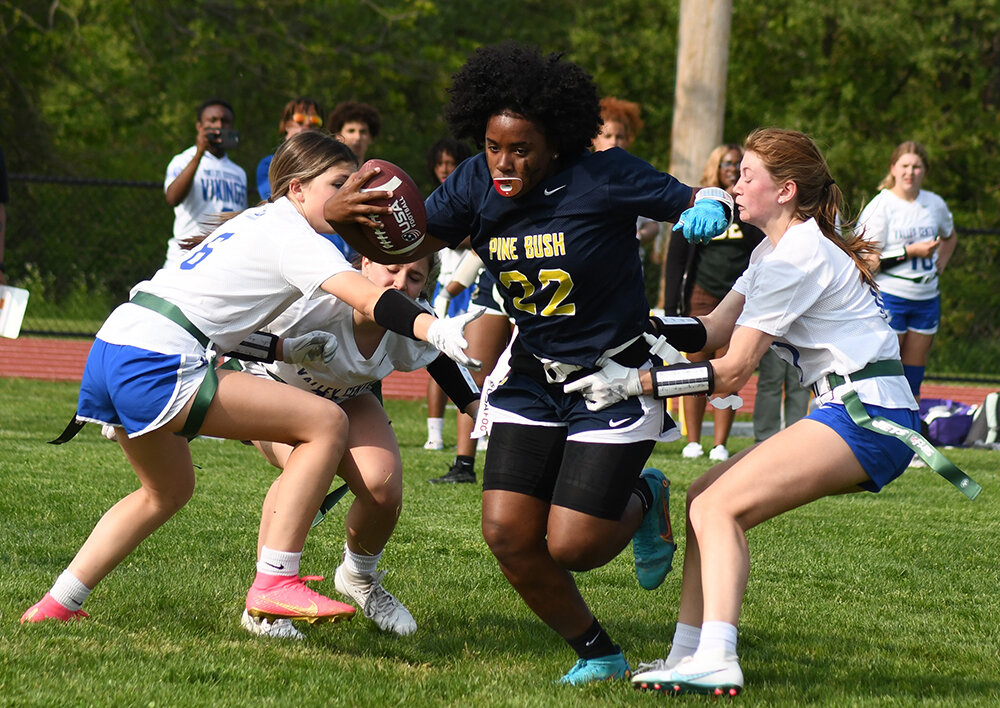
[{"x1": 354, "y1": 159, "x2": 427, "y2": 261}]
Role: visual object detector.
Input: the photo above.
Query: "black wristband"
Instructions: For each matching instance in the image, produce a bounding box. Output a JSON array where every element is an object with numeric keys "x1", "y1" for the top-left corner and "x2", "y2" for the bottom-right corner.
[
  {"x1": 648, "y1": 316, "x2": 708, "y2": 352},
  {"x1": 426, "y1": 353, "x2": 480, "y2": 410},
  {"x1": 651, "y1": 361, "x2": 714, "y2": 399},
  {"x1": 373, "y1": 289, "x2": 424, "y2": 340},
  {"x1": 226, "y1": 331, "x2": 279, "y2": 363}
]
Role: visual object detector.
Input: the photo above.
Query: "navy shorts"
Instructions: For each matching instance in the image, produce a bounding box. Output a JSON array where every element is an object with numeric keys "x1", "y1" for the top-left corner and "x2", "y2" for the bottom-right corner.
[
  {"x1": 807, "y1": 402, "x2": 920, "y2": 491},
  {"x1": 880, "y1": 292, "x2": 940, "y2": 335}
]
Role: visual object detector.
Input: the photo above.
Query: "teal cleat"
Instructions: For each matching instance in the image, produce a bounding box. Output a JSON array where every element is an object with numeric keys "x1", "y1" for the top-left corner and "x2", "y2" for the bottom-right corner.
[
  {"x1": 632, "y1": 468, "x2": 676, "y2": 590},
  {"x1": 558, "y1": 651, "x2": 631, "y2": 685}
]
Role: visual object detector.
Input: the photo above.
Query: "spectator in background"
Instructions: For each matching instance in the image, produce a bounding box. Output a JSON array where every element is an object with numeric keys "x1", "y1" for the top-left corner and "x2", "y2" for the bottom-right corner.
[
  {"x1": 663, "y1": 144, "x2": 766, "y2": 460},
  {"x1": 256, "y1": 97, "x2": 324, "y2": 201},
  {"x1": 327, "y1": 101, "x2": 381, "y2": 163},
  {"x1": 858, "y1": 141, "x2": 957, "y2": 403},
  {"x1": 592, "y1": 97, "x2": 661, "y2": 246},
  {"x1": 753, "y1": 348, "x2": 810, "y2": 442},
  {"x1": 423, "y1": 137, "x2": 474, "y2": 452},
  {"x1": 163, "y1": 98, "x2": 247, "y2": 268},
  {"x1": 0, "y1": 143, "x2": 8, "y2": 286}
]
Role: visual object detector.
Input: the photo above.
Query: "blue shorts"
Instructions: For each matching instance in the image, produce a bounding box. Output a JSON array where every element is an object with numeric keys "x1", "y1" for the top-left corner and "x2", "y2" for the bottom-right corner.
[
  {"x1": 880, "y1": 292, "x2": 940, "y2": 335},
  {"x1": 807, "y1": 402, "x2": 920, "y2": 492},
  {"x1": 432, "y1": 281, "x2": 472, "y2": 317},
  {"x1": 77, "y1": 339, "x2": 207, "y2": 437}
]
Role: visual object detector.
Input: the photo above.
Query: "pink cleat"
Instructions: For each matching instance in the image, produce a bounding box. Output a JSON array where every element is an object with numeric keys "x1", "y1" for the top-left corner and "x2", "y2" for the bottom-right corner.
[
  {"x1": 20, "y1": 593, "x2": 89, "y2": 624},
  {"x1": 246, "y1": 575, "x2": 355, "y2": 625}
]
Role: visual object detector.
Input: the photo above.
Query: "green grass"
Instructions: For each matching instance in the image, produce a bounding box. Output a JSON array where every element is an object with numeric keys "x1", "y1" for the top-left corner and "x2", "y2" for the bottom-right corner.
[{"x1": 1, "y1": 377, "x2": 998, "y2": 706}]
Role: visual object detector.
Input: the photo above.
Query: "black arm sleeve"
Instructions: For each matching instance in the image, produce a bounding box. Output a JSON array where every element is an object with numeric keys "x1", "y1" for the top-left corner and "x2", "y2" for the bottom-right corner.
[
  {"x1": 648, "y1": 315, "x2": 708, "y2": 353},
  {"x1": 373, "y1": 289, "x2": 425, "y2": 340},
  {"x1": 425, "y1": 353, "x2": 479, "y2": 410}
]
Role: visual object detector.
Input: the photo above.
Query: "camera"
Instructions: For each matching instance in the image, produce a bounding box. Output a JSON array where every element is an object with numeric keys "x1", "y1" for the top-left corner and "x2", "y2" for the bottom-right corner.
[{"x1": 208, "y1": 128, "x2": 240, "y2": 151}]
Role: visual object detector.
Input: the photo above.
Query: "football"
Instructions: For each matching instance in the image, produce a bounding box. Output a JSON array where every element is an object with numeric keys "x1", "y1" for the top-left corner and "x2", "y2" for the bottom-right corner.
[{"x1": 355, "y1": 159, "x2": 427, "y2": 262}]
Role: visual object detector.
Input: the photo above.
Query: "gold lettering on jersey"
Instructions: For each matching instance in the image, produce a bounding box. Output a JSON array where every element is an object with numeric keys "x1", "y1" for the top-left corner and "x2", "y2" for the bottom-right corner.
[
  {"x1": 522, "y1": 232, "x2": 566, "y2": 259},
  {"x1": 489, "y1": 236, "x2": 519, "y2": 261}
]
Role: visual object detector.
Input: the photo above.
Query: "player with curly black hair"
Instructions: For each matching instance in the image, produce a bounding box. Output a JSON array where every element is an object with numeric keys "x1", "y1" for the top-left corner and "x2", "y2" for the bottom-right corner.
[{"x1": 332, "y1": 41, "x2": 734, "y2": 685}]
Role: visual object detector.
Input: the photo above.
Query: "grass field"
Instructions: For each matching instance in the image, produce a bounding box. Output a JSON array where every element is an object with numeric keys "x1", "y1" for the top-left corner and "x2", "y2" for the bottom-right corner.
[{"x1": 1, "y1": 377, "x2": 998, "y2": 707}]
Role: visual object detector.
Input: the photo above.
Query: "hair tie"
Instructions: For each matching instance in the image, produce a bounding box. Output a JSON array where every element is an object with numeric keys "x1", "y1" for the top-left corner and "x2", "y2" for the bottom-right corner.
[{"x1": 824, "y1": 178, "x2": 836, "y2": 190}]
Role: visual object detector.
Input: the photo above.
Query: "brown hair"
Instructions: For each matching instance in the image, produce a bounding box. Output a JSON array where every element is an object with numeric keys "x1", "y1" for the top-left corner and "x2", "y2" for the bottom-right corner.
[
  {"x1": 183, "y1": 132, "x2": 358, "y2": 249},
  {"x1": 326, "y1": 101, "x2": 382, "y2": 138},
  {"x1": 599, "y1": 97, "x2": 643, "y2": 145},
  {"x1": 700, "y1": 143, "x2": 743, "y2": 188},
  {"x1": 878, "y1": 140, "x2": 929, "y2": 191},
  {"x1": 744, "y1": 128, "x2": 877, "y2": 288}
]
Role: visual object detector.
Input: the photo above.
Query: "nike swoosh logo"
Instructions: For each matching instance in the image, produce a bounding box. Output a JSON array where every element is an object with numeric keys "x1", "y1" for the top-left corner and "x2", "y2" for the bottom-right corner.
[
  {"x1": 69, "y1": 598, "x2": 83, "y2": 607},
  {"x1": 263, "y1": 598, "x2": 319, "y2": 615},
  {"x1": 678, "y1": 668, "x2": 726, "y2": 681},
  {"x1": 265, "y1": 562, "x2": 285, "y2": 570},
  {"x1": 609, "y1": 418, "x2": 632, "y2": 428},
  {"x1": 543, "y1": 185, "x2": 567, "y2": 196},
  {"x1": 584, "y1": 632, "x2": 601, "y2": 647}
]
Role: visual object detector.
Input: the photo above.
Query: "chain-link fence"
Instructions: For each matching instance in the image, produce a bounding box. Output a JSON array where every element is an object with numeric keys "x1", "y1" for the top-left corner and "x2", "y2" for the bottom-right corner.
[{"x1": 4, "y1": 174, "x2": 1000, "y2": 383}]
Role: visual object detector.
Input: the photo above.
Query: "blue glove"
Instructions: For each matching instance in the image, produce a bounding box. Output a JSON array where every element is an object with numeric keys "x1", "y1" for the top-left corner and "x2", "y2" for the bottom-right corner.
[{"x1": 673, "y1": 199, "x2": 728, "y2": 245}]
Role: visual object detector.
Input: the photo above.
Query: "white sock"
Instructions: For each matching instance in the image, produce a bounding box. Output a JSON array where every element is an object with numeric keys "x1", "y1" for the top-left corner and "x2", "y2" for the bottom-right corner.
[
  {"x1": 696, "y1": 620, "x2": 738, "y2": 657},
  {"x1": 342, "y1": 542, "x2": 381, "y2": 577},
  {"x1": 257, "y1": 546, "x2": 300, "y2": 576},
  {"x1": 49, "y1": 569, "x2": 91, "y2": 611},
  {"x1": 426, "y1": 417, "x2": 443, "y2": 441},
  {"x1": 667, "y1": 622, "x2": 701, "y2": 664}
]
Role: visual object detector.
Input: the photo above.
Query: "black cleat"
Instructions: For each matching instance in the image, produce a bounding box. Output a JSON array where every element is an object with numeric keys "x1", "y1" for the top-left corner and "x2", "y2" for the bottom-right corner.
[{"x1": 429, "y1": 460, "x2": 476, "y2": 484}]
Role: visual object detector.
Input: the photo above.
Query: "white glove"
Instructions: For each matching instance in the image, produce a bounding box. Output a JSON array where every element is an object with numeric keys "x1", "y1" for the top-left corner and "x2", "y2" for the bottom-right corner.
[
  {"x1": 433, "y1": 290, "x2": 453, "y2": 318},
  {"x1": 563, "y1": 360, "x2": 643, "y2": 411},
  {"x1": 426, "y1": 310, "x2": 484, "y2": 370},
  {"x1": 282, "y1": 330, "x2": 339, "y2": 367}
]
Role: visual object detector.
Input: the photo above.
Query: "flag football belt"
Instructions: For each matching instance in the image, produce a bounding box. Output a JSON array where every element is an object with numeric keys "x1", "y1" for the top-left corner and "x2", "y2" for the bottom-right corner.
[
  {"x1": 817, "y1": 359, "x2": 980, "y2": 501},
  {"x1": 128, "y1": 291, "x2": 218, "y2": 440},
  {"x1": 509, "y1": 334, "x2": 651, "y2": 386}
]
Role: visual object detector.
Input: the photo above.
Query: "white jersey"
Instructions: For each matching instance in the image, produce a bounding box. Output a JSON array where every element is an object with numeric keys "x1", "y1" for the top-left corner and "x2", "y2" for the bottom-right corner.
[
  {"x1": 164, "y1": 146, "x2": 248, "y2": 268},
  {"x1": 858, "y1": 188, "x2": 953, "y2": 300},
  {"x1": 97, "y1": 197, "x2": 354, "y2": 355},
  {"x1": 733, "y1": 218, "x2": 915, "y2": 410},
  {"x1": 244, "y1": 294, "x2": 440, "y2": 403}
]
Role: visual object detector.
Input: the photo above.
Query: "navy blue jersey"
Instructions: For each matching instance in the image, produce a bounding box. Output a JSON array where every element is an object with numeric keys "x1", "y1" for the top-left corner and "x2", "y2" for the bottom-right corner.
[{"x1": 425, "y1": 148, "x2": 693, "y2": 367}]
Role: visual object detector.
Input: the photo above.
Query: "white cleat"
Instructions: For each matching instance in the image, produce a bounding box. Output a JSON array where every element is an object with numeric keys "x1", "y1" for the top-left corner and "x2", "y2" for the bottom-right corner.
[
  {"x1": 708, "y1": 444, "x2": 730, "y2": 462},
  {"x1": 240, "y1": 608, "x2": 305, "y2": 640},
  {"x1": 634, "y1": 650, "x2": 743, "y2": 697},
  {"x1": 423, "y1": 438, "x2": 444, "y2": 451},
  {"x1": 335, "y1": 565, "x2": 416, "y2": 636},
  {"x1": 682, "y1": 441, "x2": 704, "y2": 459},
  {"x1": 101, "y1": 425, "x2": 119, "y2": 442},
  {"x1": 631, "y1": 655, "x2": 688, "y2": 687}
]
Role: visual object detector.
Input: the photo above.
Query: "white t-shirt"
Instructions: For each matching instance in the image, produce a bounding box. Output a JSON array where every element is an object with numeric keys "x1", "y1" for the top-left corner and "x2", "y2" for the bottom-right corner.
[
  {"x1": 163, "y1": 146, "x2": 248, "y2": 268},
  {"x1": 244, "y1": 294, "x2": 440, "y2": 404},
  {"x1": 98, "y1": 197, "x2": 354, "y2": 354},
  {"x1": 733, "y1": 218, "x2": 915, "y2": 410},
  {"x1": 858, "y1": 188, "x2": 954, "y2": 300}
]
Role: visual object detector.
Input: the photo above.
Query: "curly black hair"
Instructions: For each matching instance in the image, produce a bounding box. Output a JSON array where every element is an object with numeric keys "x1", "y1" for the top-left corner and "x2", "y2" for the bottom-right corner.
[
  {"x1": 326, "y1": 100, "x2": 382, "y2": 138},
  {"x1": 444, "y1": 41, "x2": 601, "y2": 158}
]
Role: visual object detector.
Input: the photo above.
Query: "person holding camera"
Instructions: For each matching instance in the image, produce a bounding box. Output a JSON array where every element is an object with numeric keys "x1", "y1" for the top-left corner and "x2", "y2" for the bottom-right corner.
[{"x1": 163, "y1": 98, "x2": 247, "y2": 268}]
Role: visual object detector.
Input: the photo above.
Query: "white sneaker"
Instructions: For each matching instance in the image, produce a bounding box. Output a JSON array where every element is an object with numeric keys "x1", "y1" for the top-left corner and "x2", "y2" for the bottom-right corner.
[
  {"x1": 334, "y1": 565, "x2": 416, "y2": 636},
  {"x1": 708, "y1": 445, "x2": 730, "y2": 462},
  {"x1": 638, "y1": 651, "x2": 743, "y2": 696},
  {"x1": 631, "y1": 655, "x2": 689, "y2": 688},
  {"x1": 682, "y1": 442, "x2": 704, "y2": 459},
  {"x1": 240, "y1": 608, "x2": 305, "y2": 640},
  {"x1": 908, "y1": 454, "x2": 927, "y2": 468},
  {"x1": 101, "y1": 425, "x2": 119, "y2": 442},
  {"x1": 423, "y1": 438, "x2": 444, "y2": 451},
  {"x1": 476, "y1": 435, "x2": 489, "y2": 452}
]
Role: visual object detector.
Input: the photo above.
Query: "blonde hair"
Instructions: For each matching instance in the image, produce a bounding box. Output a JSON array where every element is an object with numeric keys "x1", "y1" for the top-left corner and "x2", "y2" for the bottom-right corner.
[
  {"x1": 878, "y1": 140, "x2": 929, "y2": 191},
  {"x1": 700, "y1": 143, "x2": 743, "y2": 188},
  {"x1": 744, "y1": 128, "x2": 877, "y2": 288}
]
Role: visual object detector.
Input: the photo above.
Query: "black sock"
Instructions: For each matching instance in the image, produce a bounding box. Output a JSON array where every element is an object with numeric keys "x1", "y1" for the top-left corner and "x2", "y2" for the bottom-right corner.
[
  {"x1": 567, "y1": 618, "x2": 618, "y2": 659},
  {"x1": 454, "y1": 455, "x2": 474, "y2": 472},
  {"x1": 632, "y1": 476, "x2": 653, "y2": 514}
]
